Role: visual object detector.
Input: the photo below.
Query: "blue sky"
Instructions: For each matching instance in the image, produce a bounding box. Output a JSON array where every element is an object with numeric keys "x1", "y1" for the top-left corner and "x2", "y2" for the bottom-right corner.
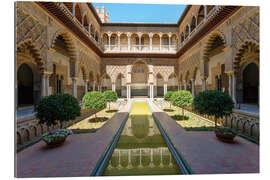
[{"x1": 92, "y1": 3, "x2": 186, "y2": 23}]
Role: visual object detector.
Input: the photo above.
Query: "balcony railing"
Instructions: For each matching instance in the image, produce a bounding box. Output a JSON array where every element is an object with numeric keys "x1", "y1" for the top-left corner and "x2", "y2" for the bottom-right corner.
[
  {"x1": 57, "y1": 3, "x2": 104, "y2": 51},
  {"x1": 57, "y1": 3, "x2": 222, "y2": 55},
  {"x1": 103, "y1": 44, "x2": 178, "y2": 53},
  {"x1": 176, "y1": 5, "x2": 222, "y2": 51}
]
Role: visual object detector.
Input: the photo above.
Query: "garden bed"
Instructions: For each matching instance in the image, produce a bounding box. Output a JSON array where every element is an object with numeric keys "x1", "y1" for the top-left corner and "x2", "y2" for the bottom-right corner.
[
  {"x1": 162, "y1": 106, "x2": 215, "y2": 131},
  {"x1": 67, "y1": 108, "x2": 118, "y2": 133}
]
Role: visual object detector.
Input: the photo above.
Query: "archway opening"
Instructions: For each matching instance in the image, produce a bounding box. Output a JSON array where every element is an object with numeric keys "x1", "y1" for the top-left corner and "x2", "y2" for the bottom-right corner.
[
  {"x1": 156, "y1": 73, "x2": 164, "y2": 97},
  {"x1": 116, "y1": 74, "x2": 126, "y2": 98},
  {"x1": 243, "y1": 63, "x2": 259, "y2": 104},
  {"x1": 17, "y1": 63, "x2": 34, "y2": 106},
  {"x1": 168, "y1": 73, "x2": 178, "y2": 92},
  {"x1": 131, "y1": 61, "x2": 148, "y2": 97},
  {"x1": 101, "y1": 74, "x2": 112, "y2": 92}
]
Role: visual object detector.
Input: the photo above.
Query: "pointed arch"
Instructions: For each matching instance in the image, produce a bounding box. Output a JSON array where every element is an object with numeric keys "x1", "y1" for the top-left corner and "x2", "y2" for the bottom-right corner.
[
  {"x1": 17, "y1": 39, "x2": 44, "y2": 70},
  {"x1": 203, "y1": 32, "x2": 226, "y2": 59},
  {"x1": 234, "y1": 41, "x2": 259, "y2": 70}
]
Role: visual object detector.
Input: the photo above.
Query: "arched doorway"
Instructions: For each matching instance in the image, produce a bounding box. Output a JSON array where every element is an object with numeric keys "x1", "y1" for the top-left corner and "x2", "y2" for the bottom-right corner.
[
  {"x1": 243, "y1": 63, "x2": 259, "y2": 104},
  {"x1": 131, "y1": 61, "x2": 148, "y2": 97},
  {"x1": 168, "y1": 73, "x2": 178, "y2": 92},
  {"x1": 101, "y1": 74, "x2": 112, "y2": 92},
  {"x1": 116, "y1": 73, "x2": 126, "y2": 97},
  {"x1": 17, "y1": 63, "x2": 34, "y2": 106},
  {"x1": 156, "y1": 73, "x2": 164, "y2": 97}
]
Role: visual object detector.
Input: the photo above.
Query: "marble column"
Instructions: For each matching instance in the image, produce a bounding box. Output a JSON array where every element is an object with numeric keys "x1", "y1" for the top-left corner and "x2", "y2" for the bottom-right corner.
[
  {"x1": 108, "y1": 34, "x2": 111, "y2": 50},
  {"x1": 127, "y1": 33, "x2": 131, "y2": 51},
  {"x1": 92, "y1": 82, "x2": 95, "y2": 91},
  {"x1": 184, "y1": 81, "x2": 187, "y2": 90},
  {"x1": 168, "y1": 34, "x2": 171, "y2": 51},
  {"x1": 46, "y1": 74, "x2": 51, "y2": 96},
  {"x1": 72, "y1": 77, "x2": 78, "y2": 98},
  {"x1": 149, "y1": 33, "x2": 153, "y2": 51},
  {"x1": 164, "y1": 83, "x2": 167, "y2": 95},
  {"x1": 232, "y1": 72, "x2": 237, "y2": 104},
  {"x1": 201, "y1": 76, "x2": 207, "y2": 91},
  {"x1": 191, "y1": 79, "x2": 195, "y2": 98},
  {"x1": 139, "y1": 34, "x2": 142, "y2": 51},
  {"x1": 118, "y1": 33, "x2": 121, "y2": 50},
  {"x1": 85, "y1": 80, "x2": 88, "y2": 95},
  {"x1": 228, "y1": 73, "x2": 232, "y2": 97},
  {"x1": 41, "y1": 73, "x2": 46, "y2": 97},
  {"x1": 159, "y1": 34, "x2": 162, "y2": 50},
  {"x1": 112, "y1": 82, "x2": 116, "y2": 91}
]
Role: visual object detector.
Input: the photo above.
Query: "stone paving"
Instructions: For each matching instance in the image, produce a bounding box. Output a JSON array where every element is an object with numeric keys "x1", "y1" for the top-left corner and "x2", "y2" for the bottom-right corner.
[
  {"x1": 148, "y1": 100, "x2": 259, "y2": 174},
  {"x1": 16, "y1": 101, "x2": 132, "y2": 178}
]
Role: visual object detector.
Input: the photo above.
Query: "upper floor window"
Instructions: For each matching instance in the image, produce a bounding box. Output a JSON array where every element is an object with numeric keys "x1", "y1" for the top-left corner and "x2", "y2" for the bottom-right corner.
[{"x1": 164, "y1": 37, "x2": 169, "y2": 45}]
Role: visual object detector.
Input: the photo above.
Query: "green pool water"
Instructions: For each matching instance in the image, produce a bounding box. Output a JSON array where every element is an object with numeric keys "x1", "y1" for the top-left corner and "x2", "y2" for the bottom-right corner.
[{"x1": 103, "y1": 101, "x2": 181, "y2": 176}]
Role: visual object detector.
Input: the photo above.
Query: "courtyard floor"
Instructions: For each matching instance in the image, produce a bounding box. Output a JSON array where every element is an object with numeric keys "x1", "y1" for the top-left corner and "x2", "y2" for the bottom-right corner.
[{"x1": 16, "y1": 99, "x2": 259, "y2": 177}]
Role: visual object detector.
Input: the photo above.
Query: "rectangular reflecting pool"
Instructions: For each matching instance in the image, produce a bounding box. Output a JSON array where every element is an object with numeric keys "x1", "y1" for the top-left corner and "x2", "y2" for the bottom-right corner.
[{"x1": 103, "y1": 101, "x2": 181, "y2": 176}]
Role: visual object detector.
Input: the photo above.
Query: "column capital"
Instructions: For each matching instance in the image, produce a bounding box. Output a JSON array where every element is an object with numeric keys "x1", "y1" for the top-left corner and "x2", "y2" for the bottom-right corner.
[
  {"x1": 72, "y1": 77, "x2": 78, "y2": 81},
  {"x1": 42, "y1": 71, "x2": 52, "y2": 76},
  {"x1": 71, "y1": 60, "x2": 80, "y2": 63},
  {"x1": 200, "y1": 76, "x2": 208, "y2": 80},
  {"x1": 225, "y1": 71, "x2": 235, "y2": 76},
  {"x1": 85, "y1": 79, "x2": 89, "y2": 83},
  {"x1": 223, "y1": 45, "x2": 232, "y2": 52},
  {"x1": 200, "y1": 58, "x2": 209, "y2": 63},
  {"x1": 159, "y1": 32, "x2": 163, "y2": 37},
  {"x1": 149, "y1": 33, "x2": 153, "y2": 38},
  {"x1": 48, "y1": 48, "x2": 56, "y2": 53},
  {"x1": 127, "y1": 32, "x2": 131, "y2": 37},
  {"x1": 111, "y1": 82, "x2": 115, "y2": 85},
  {"x1": 117, "y1": 32, "x2": 121, "y2": 37},
  {"x1": 138, "y1": 32, "x2": 143, "y2": 38},
  {"x1": 168, "y1": 32, "x2": 172, "y2": 38},
  {"x1": 107, "y1": 31, "x2": 112, "y2": 37}
]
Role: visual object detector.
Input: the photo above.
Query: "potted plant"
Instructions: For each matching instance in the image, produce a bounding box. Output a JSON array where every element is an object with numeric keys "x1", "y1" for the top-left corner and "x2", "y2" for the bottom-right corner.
[
  {"x1": 34, "y1": 93, "x2": 81, "y2": 146},
  {"x1": 103, "y1": 90, "x2": 118, "y2": 111},
  {"x1": 193, "y1": 90, "x2": 235, "y2": 142},
  {"x1": 82, "y1": 91, "x2": 106, "y2": 120},
  {"x1": 164, "y1": 91, "x2": 174, "y2": 109},
  {"x1": 171, "y1": 90, "x2": 193, "y2": 120}
]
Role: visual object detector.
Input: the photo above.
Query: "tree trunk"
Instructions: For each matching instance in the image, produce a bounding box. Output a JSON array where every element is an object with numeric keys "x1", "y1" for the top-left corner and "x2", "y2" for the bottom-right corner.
[
  {"x1": 182, "y1": 108, "x2": 184, "y2": 120},
  {"x1": 214, "y1": 117, "x2": 217, "y2": 129}
]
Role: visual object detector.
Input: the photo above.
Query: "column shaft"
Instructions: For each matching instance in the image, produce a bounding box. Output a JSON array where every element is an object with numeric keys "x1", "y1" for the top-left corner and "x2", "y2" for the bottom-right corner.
[{"x1": 72, "y1": 78, "x2": 77, "y2": 98}]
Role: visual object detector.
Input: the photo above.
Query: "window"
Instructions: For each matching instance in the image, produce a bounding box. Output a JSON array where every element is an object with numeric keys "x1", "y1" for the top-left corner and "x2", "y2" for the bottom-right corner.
[
  {"x1": 164, "y1": 37, "x2": 169, "y2": 45},
  {"x1": 135, "y1": 37, "x2": 139, "y2": 45},
  {"x1": 111, "y1": 37, "x2": 115, "y2": 45}
]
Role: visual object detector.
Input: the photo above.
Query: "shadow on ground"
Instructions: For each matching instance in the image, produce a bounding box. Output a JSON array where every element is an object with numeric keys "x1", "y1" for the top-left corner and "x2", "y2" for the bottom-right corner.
[
  {"x1": 88, "y1": 117, "x2": 109, "y2": 122},
  {"x1": 170, "y1": 114, "x2": 189, "y2": 121},
  {"x1": 105, "y1": 110, "x2": 118, "y2": 113},
  {"x1": 163, "y1": 108, "x2": 175, "y2": 112}
]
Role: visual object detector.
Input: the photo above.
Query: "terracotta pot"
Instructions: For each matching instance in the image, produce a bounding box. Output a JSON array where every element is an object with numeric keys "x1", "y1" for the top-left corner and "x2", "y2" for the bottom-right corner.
[
  {"x1": 43, "y1": 136, "x2": 67, "y2": 147},
  {"x1": 215, "y1": 132, "x2": 236, "y2": 143}
]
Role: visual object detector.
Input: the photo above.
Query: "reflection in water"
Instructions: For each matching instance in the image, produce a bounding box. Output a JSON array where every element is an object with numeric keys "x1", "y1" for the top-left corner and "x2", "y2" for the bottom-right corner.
[{"x1": 103, "y1": 102, "x2": 181, "y2": 176}]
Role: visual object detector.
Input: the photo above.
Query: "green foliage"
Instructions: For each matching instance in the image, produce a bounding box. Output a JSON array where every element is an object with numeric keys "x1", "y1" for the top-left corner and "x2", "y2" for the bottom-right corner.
[
  {"x1": 103, "y1": 90, "x2": 118, "y2": 103},
  {"x1": 164, "y1": 91, "x2": 174, "y2": 102},
  {"x1": 34, "y1": 93, "x2": 81, "y2": 127},
  {"x1": 171, "y1": 90, "x2": 193, "y2": 108},
  {"x1": 82, "y1": 91, "x2": 106, "y2": 111},
  {"x1": 193, "y1": 90, "x2": 234, "y2": 119}
]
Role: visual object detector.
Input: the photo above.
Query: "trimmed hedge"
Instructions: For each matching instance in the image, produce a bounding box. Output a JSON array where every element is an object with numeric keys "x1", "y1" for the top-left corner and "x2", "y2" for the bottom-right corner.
[
  {"x1": 103, "y1": 90, "x2": 118, "y2": 110},
  {"x1": 193, "y1": 90, "x2": 234, "y2": 127},
  {"x1": 34, "y1": 93, "x2": 81, "y2": 127},
  {"x1": 171, "y1": 90, "x2": 193, "y2": 108},
  {"x1": 82, "y1": 91, "x2": 106, "y2": 118}
]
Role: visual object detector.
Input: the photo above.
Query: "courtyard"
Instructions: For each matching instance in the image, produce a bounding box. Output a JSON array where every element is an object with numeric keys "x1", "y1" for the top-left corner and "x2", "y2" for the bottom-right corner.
[{"x1": 15, "y1": 1, "x2": 260, "y2": 178}]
